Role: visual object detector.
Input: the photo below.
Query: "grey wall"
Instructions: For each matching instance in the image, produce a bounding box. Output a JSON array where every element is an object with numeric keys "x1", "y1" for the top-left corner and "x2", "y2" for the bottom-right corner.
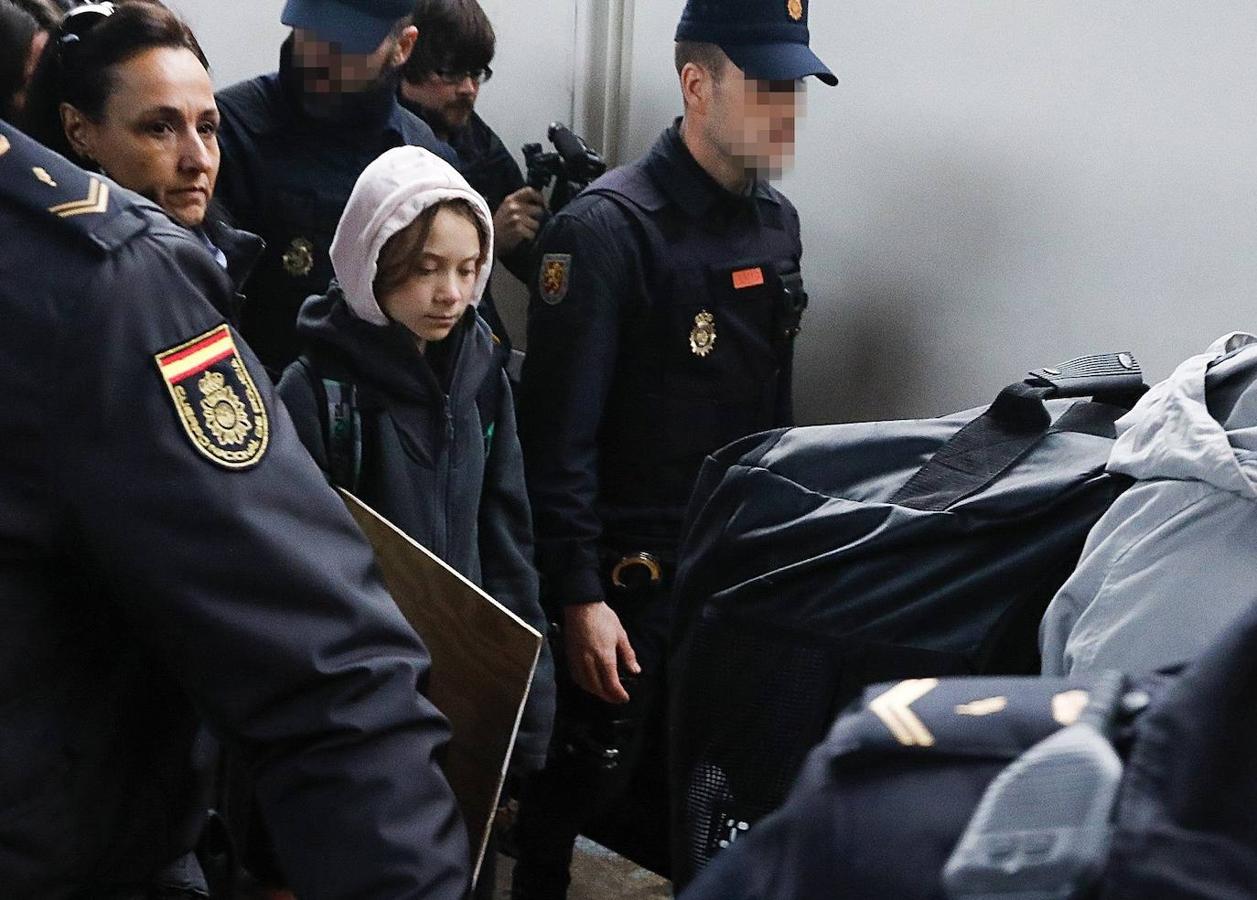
[
  {"x1": 183, "y1": 1, "x2": 1257, "y2": 425},
  {"x1": 622, "y1": 2, "x2": 1257, "y2": 423}
]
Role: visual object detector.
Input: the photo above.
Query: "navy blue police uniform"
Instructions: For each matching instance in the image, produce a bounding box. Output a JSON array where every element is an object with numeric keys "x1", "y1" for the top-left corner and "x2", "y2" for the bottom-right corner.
[
  {"x1": 0, "y1": 122, "x2": 470, "y2": 899},
  {"x1": 512, "y1": 0, "x2": 835, "y2": 891},
  {"x1": 512, "y1": 121, "x2": 806, "y2": 889},
  {"x1": 215, "y1": 38, "x2": 458, "y2": 375}
]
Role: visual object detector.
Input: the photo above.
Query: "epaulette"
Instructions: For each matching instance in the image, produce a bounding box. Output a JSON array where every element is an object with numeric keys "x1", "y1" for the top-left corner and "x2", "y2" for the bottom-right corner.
[
  {"x1": 0, "y1": 122, "x2": 150, "y2": 253},
  {"x1": 824, "y1": 676, "x2": 1100, "y2": 763}
]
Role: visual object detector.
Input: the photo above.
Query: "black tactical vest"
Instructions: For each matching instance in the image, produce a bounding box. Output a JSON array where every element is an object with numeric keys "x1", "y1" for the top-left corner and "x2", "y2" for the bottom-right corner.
[{"x1": 585, "y1": 161, "x2": 807, "y2": 547}]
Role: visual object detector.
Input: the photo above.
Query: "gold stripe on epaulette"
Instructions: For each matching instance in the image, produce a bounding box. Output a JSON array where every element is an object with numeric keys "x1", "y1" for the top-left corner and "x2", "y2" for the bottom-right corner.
[
  {"x1": 1052, "y1": 689, "x2": 1090, "y2": 727},
  {"x1": 869, "y1": 678, "x2": 938, "y2": 747},
  {"x1": 955, "y1": 696, "x2": 1008, "y2": 718},
  {"x1": 49, "y1": 177, "x2": 109, "y2": 218}
]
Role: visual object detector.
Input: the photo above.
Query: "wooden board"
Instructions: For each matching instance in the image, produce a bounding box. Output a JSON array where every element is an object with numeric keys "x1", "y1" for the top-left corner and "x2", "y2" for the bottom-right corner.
[{"x1": 341, "y1": 490, "x2": 542, "y2": 884}]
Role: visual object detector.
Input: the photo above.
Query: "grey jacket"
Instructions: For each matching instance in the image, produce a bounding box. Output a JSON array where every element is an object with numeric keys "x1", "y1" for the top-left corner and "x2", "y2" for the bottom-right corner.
[{"x1": 1040, "y1": 332, "x2": 1257, "y2": 675}]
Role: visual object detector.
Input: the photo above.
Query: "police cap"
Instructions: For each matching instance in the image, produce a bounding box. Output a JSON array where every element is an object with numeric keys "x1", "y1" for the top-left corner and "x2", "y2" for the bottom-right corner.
[
  {"x1": 281, "y1": 0, "x2": 413, "y2": 54},
  {"x1": 675, "y1": 0, "x2": 837, "y2": 85}
]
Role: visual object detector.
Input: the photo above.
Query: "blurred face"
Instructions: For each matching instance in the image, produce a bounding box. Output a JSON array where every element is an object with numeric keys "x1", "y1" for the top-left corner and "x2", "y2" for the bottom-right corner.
[
  {"x1": 291, "y1": 25, "x2": 416, "y2": 96},
  {"x1": 62, "y1": 46, "x2": 219, "y2": 228},
  {"x1": 377, "y1": 206, "x2": 482, "y2": 345},
  {"x1": 705, "y1": 62, "x2": 805, "y2": 178},
  {"x1": 399, "y1": 70, "x2": 480, "y2": 136}
]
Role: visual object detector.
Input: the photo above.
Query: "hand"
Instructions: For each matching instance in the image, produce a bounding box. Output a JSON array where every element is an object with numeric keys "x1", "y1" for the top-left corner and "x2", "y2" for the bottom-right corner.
[
  {"x1": 493, "y1": 187, "x2": 546, "y2": 255},
  {"x1": 563, "y1": 601, "x2": 641, "y2": 704}
]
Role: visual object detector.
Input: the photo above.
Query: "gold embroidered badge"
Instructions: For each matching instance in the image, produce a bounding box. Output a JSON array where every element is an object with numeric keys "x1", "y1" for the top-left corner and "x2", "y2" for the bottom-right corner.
[
  {"x1": 539, "y1": 253, "x2": 571, "y2": 305},
  {"x1": 155, "y1": 325, "x2": 269, "y2": 469},
  {"x1": 788, "y1": 0, "x2": 804, "y2": 22},
  {"x1": 0, "y1": 135, "x2": 10, "y2": 158},
  {"x1": 282, "y1": 237, "x2": 315, "y2": 277},
  {"x1": 690, "y1": 311, "x2": 717, "y2": 358}
]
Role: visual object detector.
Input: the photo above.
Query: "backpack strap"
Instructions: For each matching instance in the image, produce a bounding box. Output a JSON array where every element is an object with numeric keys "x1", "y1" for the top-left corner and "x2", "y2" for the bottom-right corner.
[
  {"x1": 296, "y1": 354, "x2": 362, "y2": 493},
  {"x1": 475, "y1": 335, "x2": 511, "y2": 460}
]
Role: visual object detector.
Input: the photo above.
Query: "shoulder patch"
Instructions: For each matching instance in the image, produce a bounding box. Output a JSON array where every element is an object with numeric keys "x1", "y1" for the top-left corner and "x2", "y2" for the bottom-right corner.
[
  {"x1": 539, "y1": 253, "x2": 571, "y2": 305},
  {"x1": 155, "y1": 325, "x2": 269, "y2": 469}
]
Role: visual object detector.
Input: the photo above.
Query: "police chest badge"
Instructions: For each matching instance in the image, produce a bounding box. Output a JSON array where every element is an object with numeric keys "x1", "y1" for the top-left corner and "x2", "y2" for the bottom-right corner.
[
  {"x1": 282, "y1": 237, "x2": 315, "y2": 278},
  {"x1": 155, "y1": 325, "x2": 269, "y2": 469},
  {"x1": 787, "y1": 0, "x2": 804, "y2": 21},
  {"x1": 690, "y1": 310, "x2": 717, "y2": 358},
  {"x1": 539, "y1": 253, "x2": 571, "y2": 305}
]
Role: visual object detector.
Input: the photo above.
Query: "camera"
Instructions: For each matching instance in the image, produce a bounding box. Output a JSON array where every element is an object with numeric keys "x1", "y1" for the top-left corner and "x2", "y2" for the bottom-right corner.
[{"x1": 523, "y1": 123, "x2": 607, "y2": 213}]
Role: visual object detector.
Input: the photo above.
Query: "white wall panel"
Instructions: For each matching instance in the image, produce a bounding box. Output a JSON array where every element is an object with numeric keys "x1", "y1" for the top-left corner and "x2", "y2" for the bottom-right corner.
[{"x1": 619, "y1": 2, "x2": 1257, "y2": 423}]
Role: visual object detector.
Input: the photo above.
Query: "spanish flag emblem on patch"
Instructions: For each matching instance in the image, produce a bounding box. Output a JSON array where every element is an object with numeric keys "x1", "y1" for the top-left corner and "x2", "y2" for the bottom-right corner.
[{"x1": 155, "y1": 324, "x2": 269, "y2": 469}]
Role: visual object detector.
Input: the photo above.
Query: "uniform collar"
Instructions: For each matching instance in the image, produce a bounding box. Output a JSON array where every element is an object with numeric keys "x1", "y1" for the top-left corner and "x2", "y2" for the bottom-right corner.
[{"x1": 643, "y1": 119, "x2": 779, "y2": 223}]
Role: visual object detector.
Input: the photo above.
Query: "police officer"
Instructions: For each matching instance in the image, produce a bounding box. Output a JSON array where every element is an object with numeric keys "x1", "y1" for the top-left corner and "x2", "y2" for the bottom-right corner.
[
  {"x1": 214, "y1": 0, "x2": 459, "y2": 375},
  {"x1": 0, "y1": 121, "x2": 470, "y2": 899},
  {"x1": 511, "y1": 1, "x2": 835, "y2": 896}
]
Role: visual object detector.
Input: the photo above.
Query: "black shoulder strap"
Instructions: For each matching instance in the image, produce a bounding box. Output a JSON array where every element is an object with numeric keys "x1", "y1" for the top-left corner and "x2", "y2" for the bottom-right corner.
[{"x1": 296, "y1": 354, "x2": 362, "y2": 493}]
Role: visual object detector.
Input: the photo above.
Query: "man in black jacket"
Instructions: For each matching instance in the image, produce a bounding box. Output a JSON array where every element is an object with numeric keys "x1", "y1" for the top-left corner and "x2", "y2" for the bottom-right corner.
[
  {"x1": 398, "y1": 0, "x2": 546, "y2": 350},
  {"x1": 511, "y1": 0, "x2": 835, "y2": 895},
  {"x1": 215, "y1": 0, "x2": 458, "y2": 375},
  {"x1": 0, "y1": 120, "x2": 470, "y2": 899}
]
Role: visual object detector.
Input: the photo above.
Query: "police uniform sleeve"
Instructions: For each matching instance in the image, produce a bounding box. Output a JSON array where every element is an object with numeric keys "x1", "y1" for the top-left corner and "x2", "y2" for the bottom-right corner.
[
  {"x1": 517, "y1": 207, "x2": 633, "y2": 607},
  {"x1": 51, "y1": 228, "x2": 471, "y2": 898},
  {"x1": 476, "y1": 369, "x2": 555, "y2": 773}
]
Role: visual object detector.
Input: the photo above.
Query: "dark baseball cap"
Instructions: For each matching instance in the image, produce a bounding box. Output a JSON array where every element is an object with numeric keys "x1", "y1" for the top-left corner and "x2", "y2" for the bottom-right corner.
[
  {"x1": 281, "y1": 0, "x2": 414, "y2": 55},
  {"x1": 675, "y1": 0, "x2": 837, "y2": 86}
]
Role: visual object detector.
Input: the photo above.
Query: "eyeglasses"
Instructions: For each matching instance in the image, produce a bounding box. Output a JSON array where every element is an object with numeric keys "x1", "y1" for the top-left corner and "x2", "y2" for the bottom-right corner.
[
  {"x1": 59, "y1": 1, "x2": 116, "y2": 53},
  {"x1": 431, "y1": 66, "x2": 493, "y2": 86}
]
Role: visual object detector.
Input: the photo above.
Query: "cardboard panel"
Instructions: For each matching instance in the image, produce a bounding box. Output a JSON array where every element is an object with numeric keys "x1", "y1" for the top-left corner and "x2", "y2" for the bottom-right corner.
[{"x1": 341, "y1": 490, "x2": 542, "y2": 883}]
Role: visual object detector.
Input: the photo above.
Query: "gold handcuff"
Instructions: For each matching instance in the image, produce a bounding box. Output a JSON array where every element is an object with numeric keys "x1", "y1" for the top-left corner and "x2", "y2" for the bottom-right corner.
[{"x1": 610, "y1": 551, "x2": 663, "y2": 590}]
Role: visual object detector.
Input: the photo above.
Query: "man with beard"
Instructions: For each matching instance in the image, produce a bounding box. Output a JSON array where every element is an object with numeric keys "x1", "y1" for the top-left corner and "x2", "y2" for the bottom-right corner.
[
  {"x1": 215, "y1": 0, "x2": 457, "y2": 375},
  {"x1": 397, "y1": 0, "x2": 545, "y2": 351}
]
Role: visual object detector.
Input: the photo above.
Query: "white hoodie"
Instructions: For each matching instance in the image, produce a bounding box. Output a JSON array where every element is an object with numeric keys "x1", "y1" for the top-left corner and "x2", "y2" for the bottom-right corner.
[
  {"x1": 1040, "y1": 332, "x2": 1257, "y2": 675},
  {"x1": 329, "y1": 146, "x2": 494, "y2": 327}
]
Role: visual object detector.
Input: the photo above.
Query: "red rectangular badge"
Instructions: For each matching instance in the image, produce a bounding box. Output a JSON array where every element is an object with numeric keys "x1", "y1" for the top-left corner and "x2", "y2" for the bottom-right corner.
[{"x1": 732, "y1": 267, "x2": 765, "y2": 290}]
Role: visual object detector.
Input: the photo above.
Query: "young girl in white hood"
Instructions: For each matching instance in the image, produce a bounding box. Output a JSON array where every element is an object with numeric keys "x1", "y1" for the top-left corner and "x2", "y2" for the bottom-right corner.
[{"x1": 277, "y1": 146, "x2": 554, "y2": 779}]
